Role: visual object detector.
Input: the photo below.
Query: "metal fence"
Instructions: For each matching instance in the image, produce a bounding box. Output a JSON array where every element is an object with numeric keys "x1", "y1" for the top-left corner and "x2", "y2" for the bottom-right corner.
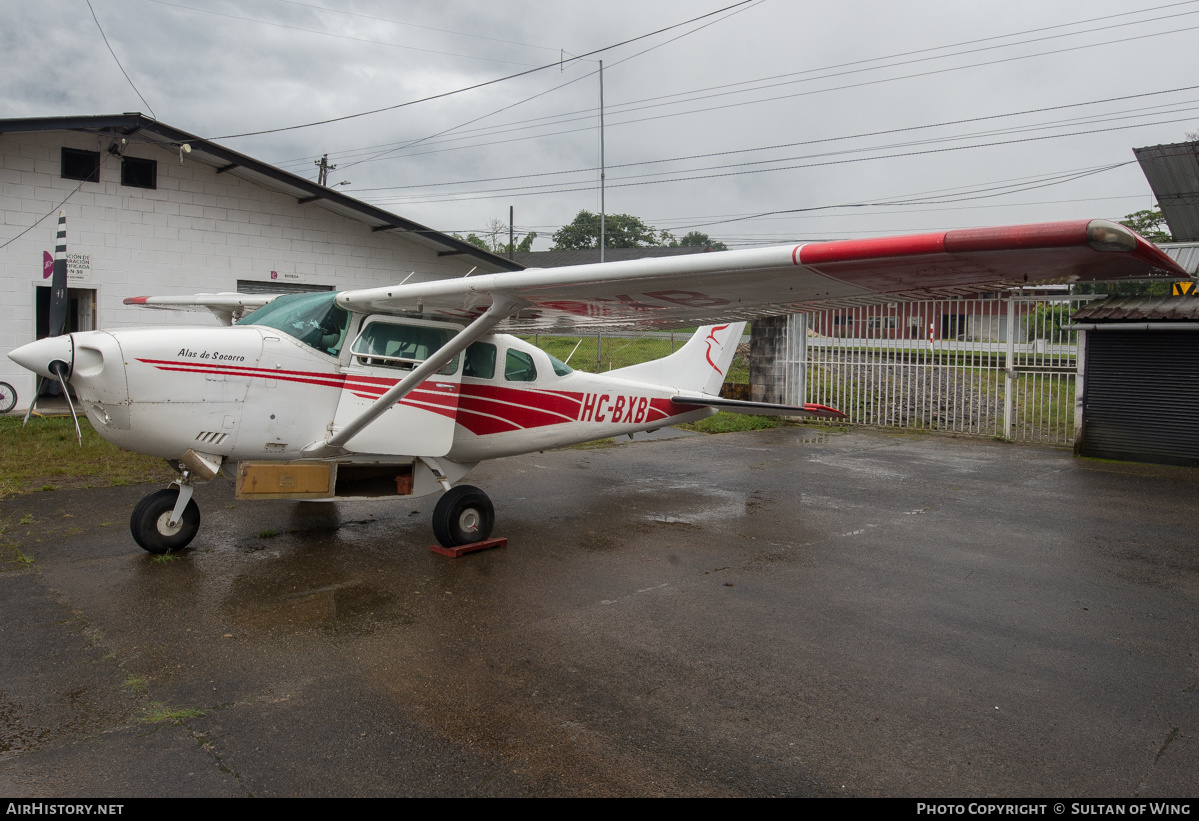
[
  {"x1": 525, "y1": 295, "x2": 1095, "y2": 445},
  {"x1": 795, "y1": 296, "x2": 1100, "y2": 444}
]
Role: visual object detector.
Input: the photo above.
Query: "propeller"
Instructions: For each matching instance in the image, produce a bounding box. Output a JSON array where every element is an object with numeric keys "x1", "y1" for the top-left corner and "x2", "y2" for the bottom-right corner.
[{"x1": 24, "y1": 211, "x2": 82, "y2": 444}]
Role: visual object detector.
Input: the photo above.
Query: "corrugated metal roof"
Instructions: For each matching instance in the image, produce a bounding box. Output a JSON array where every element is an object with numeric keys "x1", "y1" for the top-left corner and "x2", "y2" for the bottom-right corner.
[
  {"x1": 1133, "y1": 142, "x2": 1199, "y2": 242},
  {"x1": 1071, "y1": 295, "x2": 1199, "y2": 321},
  {"x1": 0, "y1": 113, "x2": 523, "y2": 273},
  {"x1": 1161, "y1": 242, "x2": 1199, "y2": 274}
]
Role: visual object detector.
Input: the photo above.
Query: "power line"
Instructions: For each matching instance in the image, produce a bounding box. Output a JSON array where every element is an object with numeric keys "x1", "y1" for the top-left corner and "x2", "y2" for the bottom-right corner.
[
  {"x1": 344, "y1": 86, "x2": 1199, "y2": 192},
  {"x1": 88, "y1": 0, "x2": 157, "y2": 119},
  {"x1": 337, "y1": 0, "x2": 763, "y2": 171},
  {"x1": 358, "y1": 113, "x2": 1182, "y2": 205},
  {"x1": 275, "y1": 4, "x2": 1199, "y2": 170},
  {"x1": 678, "y1": 164, "x2": 1135, "y2": 232},
  {"x1": 647, "y1": 194, "x2": 1153, "y2": 228},
  {"x1": 208, "y1": 1, "x2": 756, "y2": 140}
]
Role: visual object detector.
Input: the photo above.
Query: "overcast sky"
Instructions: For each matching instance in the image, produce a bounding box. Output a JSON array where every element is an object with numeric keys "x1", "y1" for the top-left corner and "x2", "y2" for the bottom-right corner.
[{"x1": 2, "y1": 0, "x2": 1195, "y2": 249}]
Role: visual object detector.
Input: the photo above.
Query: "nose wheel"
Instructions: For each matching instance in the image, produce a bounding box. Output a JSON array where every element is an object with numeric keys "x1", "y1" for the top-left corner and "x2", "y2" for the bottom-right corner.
[
  {"x1": 130, "y1": 487, "x2": 201, "y2": 553},
  {"x1": 432, "y1": 485, "x2": 494, "y2": 547}
]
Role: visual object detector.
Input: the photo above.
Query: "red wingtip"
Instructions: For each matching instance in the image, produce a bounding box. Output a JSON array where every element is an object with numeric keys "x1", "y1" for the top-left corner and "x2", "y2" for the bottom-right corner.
[
  {"x1": 123, "y1": 296, "x2": 150, "y2": 304},
  {"x1": 803, "y1": 402, "x2": 847, "y2": 419}
]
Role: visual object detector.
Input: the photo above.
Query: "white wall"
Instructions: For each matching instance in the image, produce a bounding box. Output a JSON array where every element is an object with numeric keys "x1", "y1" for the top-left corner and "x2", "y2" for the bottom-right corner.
[{"x1": 1, "y1": 129, "x2": 492, "y2": 401}]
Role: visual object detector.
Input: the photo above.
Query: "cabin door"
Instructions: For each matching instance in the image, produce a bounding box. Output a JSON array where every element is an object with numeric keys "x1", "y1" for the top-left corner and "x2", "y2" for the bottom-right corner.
[{"x1": 332, "y1": 316, "x2": 464, "y2": 457}]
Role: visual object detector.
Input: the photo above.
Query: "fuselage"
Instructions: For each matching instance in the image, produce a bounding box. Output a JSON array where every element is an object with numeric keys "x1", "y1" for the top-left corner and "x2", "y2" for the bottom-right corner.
[{"x1": 9, "y1": 303, "x2": 713, "y2": 474}]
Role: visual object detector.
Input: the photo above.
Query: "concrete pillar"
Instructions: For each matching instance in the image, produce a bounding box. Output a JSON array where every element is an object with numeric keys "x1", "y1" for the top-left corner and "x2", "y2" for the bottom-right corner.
[{"x1": 750, "y1": 314, "x2": 788, "y2": 404}]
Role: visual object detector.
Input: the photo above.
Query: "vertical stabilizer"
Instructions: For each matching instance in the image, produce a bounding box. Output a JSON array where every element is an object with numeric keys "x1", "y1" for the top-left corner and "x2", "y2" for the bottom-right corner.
[{"x1": 608, "y1": 322, "x2": 746, "y2": 396}]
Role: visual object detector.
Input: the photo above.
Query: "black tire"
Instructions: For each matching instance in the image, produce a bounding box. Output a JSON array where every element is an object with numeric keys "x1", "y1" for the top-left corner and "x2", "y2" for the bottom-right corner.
[
  {"x1": 432, "y1": 485, "x2": 494, "y2": 547},
  {"x1": 0, "y1": 382, "x2": 16, "y2": 414},
  {"x1": 130, "y1": 488, "x2": 200, "y2": 554}
]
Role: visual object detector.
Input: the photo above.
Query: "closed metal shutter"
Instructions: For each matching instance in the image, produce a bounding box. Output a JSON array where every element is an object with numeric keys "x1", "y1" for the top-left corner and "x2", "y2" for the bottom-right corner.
[
  {"x1": 236, "y1": 279, "x2": 333, "y2": 295},
  {"x1": 1080, "y1": 329, "x2": 1199, "y2": 467}
]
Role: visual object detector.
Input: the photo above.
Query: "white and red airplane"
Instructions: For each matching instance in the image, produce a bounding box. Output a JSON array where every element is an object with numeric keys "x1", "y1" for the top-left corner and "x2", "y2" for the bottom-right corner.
[{"x1": 7, "y1": 219, "x2": 1185, "y2": 553}]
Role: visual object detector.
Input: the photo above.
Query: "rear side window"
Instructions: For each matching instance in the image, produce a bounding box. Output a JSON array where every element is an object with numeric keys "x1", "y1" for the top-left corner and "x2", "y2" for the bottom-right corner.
[
  {"x1": 464, "y1": 342, "x2": 496, "y2": 379},
  {"x1": 505, "y1": 349, "x2": 537, "y2": 382}
]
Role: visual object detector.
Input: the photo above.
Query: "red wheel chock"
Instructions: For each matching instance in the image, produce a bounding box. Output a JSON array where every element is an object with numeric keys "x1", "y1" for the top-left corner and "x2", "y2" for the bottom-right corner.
[{"x1": 429, "y1": 537, "x2": 508, "y2": 558}]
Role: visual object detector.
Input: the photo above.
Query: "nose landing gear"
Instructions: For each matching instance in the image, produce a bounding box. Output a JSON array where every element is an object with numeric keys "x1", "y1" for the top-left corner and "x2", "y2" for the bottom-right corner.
[{"x1": 130, "y1": 484, "x2": 200, "y2": 554}]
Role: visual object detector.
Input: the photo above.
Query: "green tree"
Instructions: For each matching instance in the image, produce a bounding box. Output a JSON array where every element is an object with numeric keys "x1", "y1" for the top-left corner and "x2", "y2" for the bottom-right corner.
[
  {"x1": 1119, "y1": 207, "x2": 1171, "y2": 243},
  {"x1": 551, "y1": 210, "x2": 660, "y2": 249},
  {"x1": 669, "y1": 230, "x2": 728, "y2": 251},
  {"x1": 512, "y1": 231, "x2": 537, "y2": 253},
  {"x1": 453, "y1": 232, "x2": 490, "y2": 251}
]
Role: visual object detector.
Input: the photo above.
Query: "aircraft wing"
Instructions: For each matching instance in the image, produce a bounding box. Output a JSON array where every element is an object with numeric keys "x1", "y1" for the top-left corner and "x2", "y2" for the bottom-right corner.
[
  {"x1": 332, "y1": 219, "x2": 1186, "y2": 332},
  {"x1": 122, "y1": 220, "x2": 1185, "y2": 332}
]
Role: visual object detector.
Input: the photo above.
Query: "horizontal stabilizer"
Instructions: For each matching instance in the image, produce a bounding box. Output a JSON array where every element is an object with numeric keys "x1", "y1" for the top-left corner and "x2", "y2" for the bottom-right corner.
[
  {"x1": 670, "y1": 395, "x2": 846, "y2": 418},
  {"x1": 124, "y1": 293, "x2": 280, "y2": 325}
]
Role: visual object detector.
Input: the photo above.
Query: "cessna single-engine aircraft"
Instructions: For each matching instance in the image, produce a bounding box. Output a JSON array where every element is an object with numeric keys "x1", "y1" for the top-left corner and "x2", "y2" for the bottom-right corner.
[{"x1": 8, "y1": 219, "x2": 1185, "y2": 553}]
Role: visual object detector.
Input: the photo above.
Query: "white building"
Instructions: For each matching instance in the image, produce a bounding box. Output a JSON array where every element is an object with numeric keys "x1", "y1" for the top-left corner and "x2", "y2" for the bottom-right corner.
[{"x1": 0, "y1": 114, "x2": 519, "y2": 407}]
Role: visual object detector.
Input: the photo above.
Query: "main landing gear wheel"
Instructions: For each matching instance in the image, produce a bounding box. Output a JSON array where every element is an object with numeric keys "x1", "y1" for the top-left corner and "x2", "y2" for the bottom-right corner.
[
  {"x1": 432, "y1": 485, "x2": 494, "y2": 548},
  {"x1": 130, "y1": 488, "x2": 200, "y2": 554}
]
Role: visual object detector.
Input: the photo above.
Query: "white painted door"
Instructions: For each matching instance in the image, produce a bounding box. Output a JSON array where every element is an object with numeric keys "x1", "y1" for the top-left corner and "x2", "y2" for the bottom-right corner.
[{"x1": 332, "y1": 316, "x2": 464, "y2": 456}]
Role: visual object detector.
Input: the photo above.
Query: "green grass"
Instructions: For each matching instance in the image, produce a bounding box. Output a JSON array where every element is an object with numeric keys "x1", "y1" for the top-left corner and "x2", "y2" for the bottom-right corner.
[
  {"x1": 678, "y1": 412, "x2": 786, "y2": 434},
  {"x1": 142, "y1": 704, "x2": 205, "y2": 724},
  {"x1": 0, "y1": 416, "x2": 175, "y2": 498}
]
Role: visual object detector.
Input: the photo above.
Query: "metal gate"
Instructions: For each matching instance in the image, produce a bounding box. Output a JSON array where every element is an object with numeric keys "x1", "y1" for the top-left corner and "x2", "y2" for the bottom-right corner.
[{"x1": 793, "y1": 296, "x2": 1100, "y2": 444}]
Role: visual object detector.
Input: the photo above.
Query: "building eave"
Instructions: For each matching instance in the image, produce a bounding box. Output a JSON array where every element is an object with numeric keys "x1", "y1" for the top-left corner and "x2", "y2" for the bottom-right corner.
[{"x1": 0, "y1": 113, "x2": 523, "y2": 273}]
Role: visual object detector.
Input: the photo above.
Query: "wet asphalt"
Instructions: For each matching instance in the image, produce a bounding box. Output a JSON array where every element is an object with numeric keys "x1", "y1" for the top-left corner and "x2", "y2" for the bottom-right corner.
[{"x1": 0, "y1": 426, "x2": 1196, "y2": 797}]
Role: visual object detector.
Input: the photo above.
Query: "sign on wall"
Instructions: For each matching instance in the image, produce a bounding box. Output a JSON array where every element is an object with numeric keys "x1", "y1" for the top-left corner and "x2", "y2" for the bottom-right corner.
[{"x1": 41, "y1": 250, "x2": 93, "y2": 285}]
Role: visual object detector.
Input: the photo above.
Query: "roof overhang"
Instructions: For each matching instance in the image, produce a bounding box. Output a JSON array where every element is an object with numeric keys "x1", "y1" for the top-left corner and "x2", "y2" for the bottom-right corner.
[
  {"x1": 0, "y1": 113, "x2": 523, "y2": 273},
  {"x1": 1133, "y1": 141, "x2": 1199, "y2": 244}
]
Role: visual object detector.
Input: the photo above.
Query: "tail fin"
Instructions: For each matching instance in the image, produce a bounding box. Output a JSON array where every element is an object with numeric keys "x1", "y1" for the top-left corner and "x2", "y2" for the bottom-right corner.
[{"x1": 609, "y1": 322, "x2": 746, "y2": 396}]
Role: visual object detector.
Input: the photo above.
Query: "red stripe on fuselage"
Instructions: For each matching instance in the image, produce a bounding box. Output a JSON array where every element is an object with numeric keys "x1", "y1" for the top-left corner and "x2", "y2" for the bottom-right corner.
[{"x1": 136, "y1": 359, "x2": 700, "y2": 437}]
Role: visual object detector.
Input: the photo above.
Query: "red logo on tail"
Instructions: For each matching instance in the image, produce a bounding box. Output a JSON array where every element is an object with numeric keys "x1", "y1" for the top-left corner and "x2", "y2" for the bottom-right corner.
[{"x1": 704, "y1": 324, "x2": 731, "y2": 374}]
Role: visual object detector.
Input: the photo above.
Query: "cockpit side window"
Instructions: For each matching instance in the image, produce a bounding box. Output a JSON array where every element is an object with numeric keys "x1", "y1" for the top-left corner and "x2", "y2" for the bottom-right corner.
[
  {"x1": 350, "y1": 321, "x2": 460, "y2": 375},
  {"x1": 239, "y1": 292, "x2": 349, "y2": 357}
]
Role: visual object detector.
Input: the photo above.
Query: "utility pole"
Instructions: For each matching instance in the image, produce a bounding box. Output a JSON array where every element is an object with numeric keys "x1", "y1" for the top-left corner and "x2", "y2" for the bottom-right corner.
[
  {"x1": 314, "y1": 153, "x2": 336, "y2": 187},
  {"x1": 509, "y1": 205, "x2": 515, "y2": 260},
  {"x1": 599, "y1": 59, "x2": 606, "y2": 263}
]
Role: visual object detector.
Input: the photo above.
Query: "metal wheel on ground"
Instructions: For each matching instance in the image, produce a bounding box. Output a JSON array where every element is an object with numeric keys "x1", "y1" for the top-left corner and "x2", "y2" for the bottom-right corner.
[
  {"x1": 432, "y1": 485, "x2": 494, "y2": 547},
  {"x1": 130, "y1": 488, "x2": 200, "y2": 554}
]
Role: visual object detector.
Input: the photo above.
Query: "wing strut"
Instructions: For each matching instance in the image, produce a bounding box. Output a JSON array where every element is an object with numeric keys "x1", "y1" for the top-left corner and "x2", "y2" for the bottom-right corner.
[{"x1": 308, "y1": 294, "x2": 529, "y2": 455}]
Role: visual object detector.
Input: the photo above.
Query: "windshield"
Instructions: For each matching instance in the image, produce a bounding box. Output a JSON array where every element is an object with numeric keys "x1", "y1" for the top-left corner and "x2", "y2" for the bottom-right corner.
[{"x1": 239, "y1": 292, "x2": 350, "y2": 357}]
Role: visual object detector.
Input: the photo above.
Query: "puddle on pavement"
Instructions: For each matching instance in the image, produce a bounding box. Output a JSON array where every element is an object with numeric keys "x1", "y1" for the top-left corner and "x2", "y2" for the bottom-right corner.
[
  {"x1": 638, "y1": 482, "x2": 750, "y2": 527},
  {"x1": 229, "y1": 577, "x2": 404, "y2": 633}
]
